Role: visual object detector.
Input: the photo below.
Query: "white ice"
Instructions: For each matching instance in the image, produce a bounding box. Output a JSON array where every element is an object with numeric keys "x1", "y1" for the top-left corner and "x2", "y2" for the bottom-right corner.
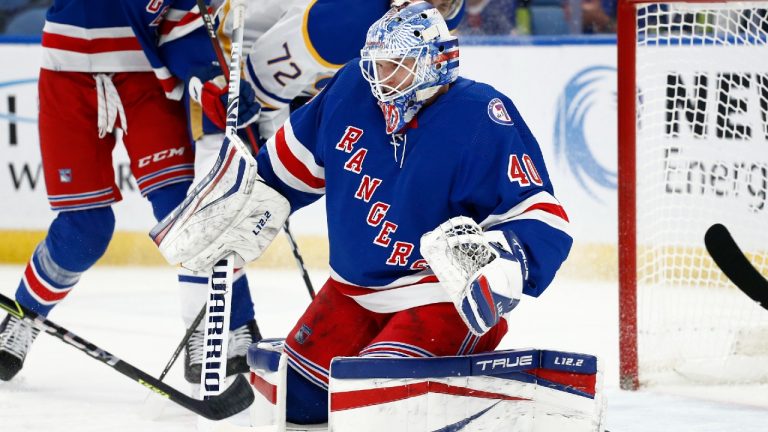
[{"x1": 0, "y1": 265, "x2": 767, "y2": 431}]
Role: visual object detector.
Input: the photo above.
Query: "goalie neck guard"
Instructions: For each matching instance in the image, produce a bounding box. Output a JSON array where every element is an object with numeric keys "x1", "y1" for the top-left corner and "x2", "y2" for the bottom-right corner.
[{"x1": 359, "y1": 1, "x2": 459, "y2": 134}]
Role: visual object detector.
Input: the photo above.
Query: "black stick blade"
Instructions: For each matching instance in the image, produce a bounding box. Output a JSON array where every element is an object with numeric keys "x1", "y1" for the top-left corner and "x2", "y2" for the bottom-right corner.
[
  {"x1": 194, "y1": 374, "x2": 255, "y2": 420},
  {"x1": 705, "y1": 223, "x2": 768, "y2": 310}
]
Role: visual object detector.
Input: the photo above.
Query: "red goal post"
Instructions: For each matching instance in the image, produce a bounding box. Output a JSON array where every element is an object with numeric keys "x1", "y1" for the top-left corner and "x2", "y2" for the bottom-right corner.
[{"x1": 618, "y1": 0, "x2": 768, "y2": 391}]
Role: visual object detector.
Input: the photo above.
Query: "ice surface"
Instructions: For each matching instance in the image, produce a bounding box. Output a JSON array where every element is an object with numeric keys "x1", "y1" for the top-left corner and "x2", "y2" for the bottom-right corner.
[{"x1": 0, "y1": 266, "x2": 766, "y2": 431}]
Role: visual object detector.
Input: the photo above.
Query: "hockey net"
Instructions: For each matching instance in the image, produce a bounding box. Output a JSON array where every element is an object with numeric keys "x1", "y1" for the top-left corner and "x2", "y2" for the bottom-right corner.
[{"x1": 618, "y1": 0, "x2": 768, "y2": 389}]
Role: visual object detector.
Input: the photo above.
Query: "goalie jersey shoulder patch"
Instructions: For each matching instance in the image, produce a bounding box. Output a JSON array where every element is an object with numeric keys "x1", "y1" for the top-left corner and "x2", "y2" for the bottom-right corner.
[{"x1": 488, "y1": 98, "x2": 514, "y2": 126}]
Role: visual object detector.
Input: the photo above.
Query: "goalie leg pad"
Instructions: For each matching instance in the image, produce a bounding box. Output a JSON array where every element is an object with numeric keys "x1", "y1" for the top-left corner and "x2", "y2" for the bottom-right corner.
[
  {"x1": 247, "y1": 339, "x2": 289, "y2": 431},
  {"x1": 150, "y1": 134, "x2": 289, "y2": 272},
  {"x1": 247, "y1": 339, "x2": 330, "y2": 429},
  {"x1": 328, "y1": 349, "x2": 605, "y2": 432}
]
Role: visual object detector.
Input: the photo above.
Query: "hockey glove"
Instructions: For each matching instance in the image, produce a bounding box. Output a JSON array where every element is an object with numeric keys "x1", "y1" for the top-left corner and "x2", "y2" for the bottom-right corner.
[
  {"x1": 149, "y1": 134, "x2": 289, "y2": 272},
  {"x1": 189, "y1": 74, "x2": 261, "y2": 131},
  {"x1": 420, "y1": 216, "x2": 527, "y2": 336},
  {"x1": 460, "y1": 242, "x2": 524, "y2": 335}
]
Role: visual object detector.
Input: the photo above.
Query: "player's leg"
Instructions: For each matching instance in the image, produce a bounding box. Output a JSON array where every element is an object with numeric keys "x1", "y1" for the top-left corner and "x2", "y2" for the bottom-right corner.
[
  {"x1": 363, "y1": 301, "x2": 508, "y2": 359},
  {"x1": 146, "y1": 183, "x2": 261, "y2": 382},
  {"x1": 314, "y1": 304, "x2": 509, "y2": 429},
  {"x1": 257, "y1": 289, "x2": 505, "y2": 425},
  {"x1": 118, "y1": 72, "x2": 260, "y2": 383},
  {"x1": 282, "y1": 280, "x2": 387, "y2": 424},
  {"x1": 184, "y1": 133, "x2": 262, "y2": 382},
  {"x1": 176, "y1": 266, "x2": 259, "y2": 382},
  {"x1": 0, "y1": 70, "x2": 121, "y2": 381}
]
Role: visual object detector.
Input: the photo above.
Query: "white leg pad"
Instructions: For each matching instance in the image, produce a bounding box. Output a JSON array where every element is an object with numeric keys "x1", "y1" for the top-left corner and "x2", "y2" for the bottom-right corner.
[
  {"x1": 328, "y1": 349, "x2": 606, "y2": 432},
  {"x1": 248, "y1": 339, "x2": 289, "y2": 432}
]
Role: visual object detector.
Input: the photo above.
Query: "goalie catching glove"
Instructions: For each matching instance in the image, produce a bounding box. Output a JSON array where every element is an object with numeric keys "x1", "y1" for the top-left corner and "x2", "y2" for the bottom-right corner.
[
  {"x1": 420, "y1": 217, "x2": 528, "y2": 336},
  {"x1": 149, "y1": 134, "x2": 289, "y2": 272}
]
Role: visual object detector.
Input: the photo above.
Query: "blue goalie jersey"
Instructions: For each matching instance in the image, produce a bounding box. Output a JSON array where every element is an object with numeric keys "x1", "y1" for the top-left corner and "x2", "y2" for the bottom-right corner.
[{"x1": 256, "y1": 63, "x2": 572, "y2": 313}]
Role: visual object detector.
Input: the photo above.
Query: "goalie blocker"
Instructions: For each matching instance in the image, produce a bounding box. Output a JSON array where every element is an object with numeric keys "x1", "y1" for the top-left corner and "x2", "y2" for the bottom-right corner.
[
  {"x1": 150, "y1": 134, "x2": 289, "y2": 272},
  {"x1": 246, "y1": 340, "x2": 605, "y2": 432}
]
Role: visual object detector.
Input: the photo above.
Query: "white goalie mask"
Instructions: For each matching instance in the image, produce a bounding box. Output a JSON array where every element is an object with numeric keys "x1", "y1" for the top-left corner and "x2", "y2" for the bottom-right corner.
[{"x1": 360, "y1": 1, "x2": 459, "y2": 134}]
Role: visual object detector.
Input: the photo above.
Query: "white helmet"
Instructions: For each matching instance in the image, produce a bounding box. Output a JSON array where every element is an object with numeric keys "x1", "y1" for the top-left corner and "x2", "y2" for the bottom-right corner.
[{"x1": 360, "y1": 1, "x2": 459, "y2": 134}]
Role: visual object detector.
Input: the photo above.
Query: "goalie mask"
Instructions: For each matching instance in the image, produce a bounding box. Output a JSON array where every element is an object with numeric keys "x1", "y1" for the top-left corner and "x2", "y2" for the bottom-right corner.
[{"x1": 360, "y1": 1, "x2": 459, "y2": 134}]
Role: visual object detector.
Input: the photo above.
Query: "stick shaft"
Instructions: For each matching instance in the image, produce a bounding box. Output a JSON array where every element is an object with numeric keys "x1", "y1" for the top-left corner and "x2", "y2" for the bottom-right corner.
[
  {"x1": 200, "y1": 256, "x2": 235, "y2": 398},
  {"x1": 195, "y1": 0, "x2": 315, "y2": 300},
  {"x1": 157, "y1": 304, "x2": 206, "y2": 382},
  {"x1": 0, "y1": 292, "x2": 252, "y2": 419}
]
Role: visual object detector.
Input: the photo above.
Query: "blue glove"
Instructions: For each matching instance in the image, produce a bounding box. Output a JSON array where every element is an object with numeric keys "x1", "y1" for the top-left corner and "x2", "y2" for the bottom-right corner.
[{"x1": 460, "y1": 236, "x2": 527, "y2": 336}]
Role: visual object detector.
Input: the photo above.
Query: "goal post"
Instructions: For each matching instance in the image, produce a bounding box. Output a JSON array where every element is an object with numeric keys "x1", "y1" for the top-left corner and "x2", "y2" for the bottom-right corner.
[
  {"x1": 618, "y1": 0, "x2": 768, "y2": 390},
  {"x1": 618, "y1": 0, "x2": 642, "y2": 393}
]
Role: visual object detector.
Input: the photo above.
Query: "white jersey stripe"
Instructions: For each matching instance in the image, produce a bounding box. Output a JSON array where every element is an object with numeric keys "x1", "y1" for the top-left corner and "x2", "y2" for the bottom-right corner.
[
  {"x1": 283, "y1": 120, "x2": 325, "y2": 180},
  {"x1": 344, "y1": 282, "x2": 451, "y2": 313},
  {"x1": 42, "y1": 22, "x2": 137, "y2": 39},
  {"x1": 507, "y1": 210, "x2": 573, "y2": 237},
  {"x1": 158, "y1": 17, "x2": 204, "y2": 46},
  {"x1": 479, "y1": 190, "x2": 570, "y2": 233},
  {"x1": 164, "y1": 7, "x2": 196, "y2": 21},
  {"x1": 41, "y1": 21, "x2": 151, "y2": 72},
  {"x1": 41, "y1": 49, "x2": 152, "y2": 73},
  {"x1": 266, "y1": 120, "x2": 326, "y2": 195},
  {"x1": 329, "y1": 267, "x2": 436, "y2": 290},
  {"x1": 152, "y1": 66, "x2": 173, "y2": 79}
]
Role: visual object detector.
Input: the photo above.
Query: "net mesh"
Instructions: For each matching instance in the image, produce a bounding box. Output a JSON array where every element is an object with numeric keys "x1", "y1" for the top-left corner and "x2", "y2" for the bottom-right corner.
[{"x1": 634, "y1": 1, "x2": 768, "y2": 385}]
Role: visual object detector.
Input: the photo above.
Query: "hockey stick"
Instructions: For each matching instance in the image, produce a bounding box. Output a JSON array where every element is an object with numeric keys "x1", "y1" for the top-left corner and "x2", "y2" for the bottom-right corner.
[
  {"x1": 283, "y1": 219, "x2": 315, "y2": 299},
  {"x1": 198, "y1": 0, "x2": 246, "y2": 402},
  {"x1": 200, "y1": 258, "x2": 235, "y2": 399},
  {"x1": 0, "y1": 292, "x2": 253, "y2": 420},
  {"x1": 140, "y1": 304, "x2": 206, "y2": 417},
  {"x1": 159, "y1": 304, "x2": 206, "y2": 382},
  {"x1": 196, "y1": 0, "x2": 260, "y2": 156},
  {"x1": 704, "y1": 223, "x2": 768, "y2": 310},
  {"x1": 195, "y1": 0, "x2": 315, "y2": 300}
]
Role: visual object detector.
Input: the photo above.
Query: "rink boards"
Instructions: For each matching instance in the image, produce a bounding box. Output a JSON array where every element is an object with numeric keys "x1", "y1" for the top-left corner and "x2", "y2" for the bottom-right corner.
[{"x1": 0, "y1": 36, "x2": 618, "y2": 279}]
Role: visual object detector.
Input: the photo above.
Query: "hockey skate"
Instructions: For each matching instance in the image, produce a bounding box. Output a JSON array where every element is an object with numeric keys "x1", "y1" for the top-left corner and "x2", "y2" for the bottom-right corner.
[
  {"x1": 0, "y1": 314, "x2": 41, "y2": 381},
  {"x1": 184, "y1": 319, "x2": 262, "y2": 383}
]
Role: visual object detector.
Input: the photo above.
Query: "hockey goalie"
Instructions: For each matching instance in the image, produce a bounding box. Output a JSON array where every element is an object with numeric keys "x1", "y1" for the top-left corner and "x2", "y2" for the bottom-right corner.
[{"x1": 152, "y1": 1, "x2": 605, "y2": 430}]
